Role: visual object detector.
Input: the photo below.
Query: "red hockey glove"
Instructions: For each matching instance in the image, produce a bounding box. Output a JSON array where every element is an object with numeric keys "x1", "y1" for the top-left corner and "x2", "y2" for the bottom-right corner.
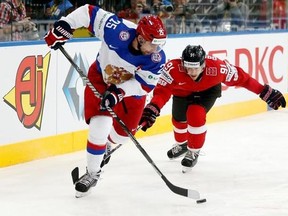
[
  {"x1": 101, "y1": 84, "x2": 124, "y2": 110},
  {"x1": 139, "y1": 103, "x2": 160, "y2": 132},
  {"x1": 259, "y1": 84, "x2": 286, "y2": 110},
  {"x1": 44, "y1": 20, "x2": 73, "y2": 50}
]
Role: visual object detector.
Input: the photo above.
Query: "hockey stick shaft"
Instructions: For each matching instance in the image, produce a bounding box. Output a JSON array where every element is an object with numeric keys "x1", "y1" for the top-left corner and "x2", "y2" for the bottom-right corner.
[
  {"x1": 102, "y1": 124, "x2": 143, "y2": 162},
  {"x1": 103, "y1": 143, "x2": 122, "y2": 159},
  {"x1": 59, "y1": 46, "x2": 201, "y2": 200}
]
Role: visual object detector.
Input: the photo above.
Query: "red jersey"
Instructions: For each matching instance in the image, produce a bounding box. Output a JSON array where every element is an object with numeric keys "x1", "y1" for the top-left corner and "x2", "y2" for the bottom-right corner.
[{"x1": 151, "y1": 55, "x2": 265, "y2": 109}]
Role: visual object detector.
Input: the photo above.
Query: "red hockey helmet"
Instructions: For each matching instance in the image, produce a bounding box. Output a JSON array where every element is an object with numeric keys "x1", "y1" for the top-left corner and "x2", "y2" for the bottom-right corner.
[{"x1": 136, "y1": 15, "x2": 167, "y2": 47}]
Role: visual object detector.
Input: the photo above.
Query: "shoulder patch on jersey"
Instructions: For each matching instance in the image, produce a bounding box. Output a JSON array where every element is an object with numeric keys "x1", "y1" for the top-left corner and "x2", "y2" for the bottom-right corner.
[
  {"x1": 224, "y1": 60, "x2": 238, "y2": 82},
  {"x1": 151, "y1": 53, "x2": 162, "y2": 63},
  {"x1": 119, "y1": 31, "x2": 130, "y2": 41},
  {"x1": 206, "y1": 67, "x2": 217, "y2": 76}
]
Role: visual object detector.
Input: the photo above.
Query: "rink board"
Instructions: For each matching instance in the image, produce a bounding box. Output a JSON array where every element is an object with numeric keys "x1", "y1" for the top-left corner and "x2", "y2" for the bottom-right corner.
[{"x1": 0, "y1": 31, "x2": 287, "y2": 167}]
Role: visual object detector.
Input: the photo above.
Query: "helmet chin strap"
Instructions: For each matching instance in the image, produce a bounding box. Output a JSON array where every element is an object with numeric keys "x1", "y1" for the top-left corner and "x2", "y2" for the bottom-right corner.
[
  {"x1": 129, "y1": 36, "x2": 143, "y2": 55},
  {"x1": 137, "y1": 36, "x2": 144, "y2": 50}
]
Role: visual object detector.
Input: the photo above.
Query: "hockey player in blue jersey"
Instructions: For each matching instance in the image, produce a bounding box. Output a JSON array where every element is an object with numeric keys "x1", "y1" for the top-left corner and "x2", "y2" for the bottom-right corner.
[{"x1": 44, "y1": 4, "x2": 167, "y2": 197}]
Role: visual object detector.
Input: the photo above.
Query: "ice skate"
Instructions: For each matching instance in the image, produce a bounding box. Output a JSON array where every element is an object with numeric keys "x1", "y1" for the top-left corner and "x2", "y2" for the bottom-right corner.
[
  {"x1": 75, "y1": 170, "x2": 101, "y2": 198},
  {"x1": 181, "y1": 150, "x2": 199, "y2": 173},
  {"x1": 167, "y1": 142, "x2": 188, "y2": 159},
  {"x1": 100, "y1": 142, "x2": 112, "y2": 168}
]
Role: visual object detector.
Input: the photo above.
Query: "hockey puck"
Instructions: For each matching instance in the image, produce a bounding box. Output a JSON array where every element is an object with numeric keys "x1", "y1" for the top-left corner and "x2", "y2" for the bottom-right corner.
[{"x1": 196, "y1": 198, "x2": 207, "y2": 204}]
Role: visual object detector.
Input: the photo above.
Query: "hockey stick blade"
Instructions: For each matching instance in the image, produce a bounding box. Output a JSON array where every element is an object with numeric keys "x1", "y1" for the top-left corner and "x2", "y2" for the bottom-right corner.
[
  {"x1": 135, "y1": 142, "x2": 200, "y2": 199},
  {"x1": 163, "y1": 175, "x2": 200, "y2": 199},
  {"x1": 71, "y1": 167, "x2": 79, "y2": 185},
  {"x1": 59, "y1": 46, "x2": 201, "y2": 200}
]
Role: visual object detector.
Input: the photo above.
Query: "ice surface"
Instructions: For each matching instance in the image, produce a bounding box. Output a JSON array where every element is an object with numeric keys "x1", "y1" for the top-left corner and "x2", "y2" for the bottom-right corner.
[{"x1": 1, "y1": 109, "x2": 288, "y2": 216}]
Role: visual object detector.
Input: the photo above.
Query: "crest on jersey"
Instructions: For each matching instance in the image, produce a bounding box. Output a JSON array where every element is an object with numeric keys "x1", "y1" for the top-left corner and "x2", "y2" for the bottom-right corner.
[
  {"x1": 206, "y1": 67, "x2": 217, "y2": 76},
  {"x1": 104, "y1": 64, "x2": 133, "y2": 84},
  {"x1": 119, "y1": 31, "x2": 130, "y2": 41},
  {"x1": 151, "y1": 53, "x2": 162, "y2": 63}
]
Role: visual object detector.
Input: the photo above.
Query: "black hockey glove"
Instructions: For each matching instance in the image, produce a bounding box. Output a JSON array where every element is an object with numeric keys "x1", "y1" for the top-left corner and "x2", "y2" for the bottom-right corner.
[
  {"x1": 139, "y1": 103, "x2": 160, "y2": 132},
  {"x1": 101, "y1": 84, "x2": 124, "y2": 110},
  {"x1": 44, "y1": 20, "x2": 73, "y2": 50},
  {"x1": 259, "y1": 84, "x2": 286, "y2": 110}
]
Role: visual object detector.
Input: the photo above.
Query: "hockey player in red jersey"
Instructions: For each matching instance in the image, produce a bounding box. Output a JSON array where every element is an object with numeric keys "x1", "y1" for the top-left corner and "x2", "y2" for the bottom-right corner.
[
  {"x1": 140, "y1": 44, "x2": 286, "y2": 173},
  {"x1": 44, "y1": 4, "x2": 167, "y2": 197}
]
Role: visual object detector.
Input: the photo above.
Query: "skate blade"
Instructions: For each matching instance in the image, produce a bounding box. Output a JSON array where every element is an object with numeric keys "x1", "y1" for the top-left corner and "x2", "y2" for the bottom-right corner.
[
  {"x1": 168, "y1": 151, "x2": 188, "y2": 160},
  {"x1": 168, "y1": 154, "x2": 185, "y2": 160},
  {"x1": 182, "y1": 166, "x2": 192, "y2": 173},
  {"x1": 75, "y1": 190, "x2": 92, "y2": 198}
]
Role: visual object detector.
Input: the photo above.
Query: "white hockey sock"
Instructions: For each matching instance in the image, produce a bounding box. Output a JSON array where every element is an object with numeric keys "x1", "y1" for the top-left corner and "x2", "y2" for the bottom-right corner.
[{"x1": 87, "y1": 152, "x2": 105, "y2": 174}]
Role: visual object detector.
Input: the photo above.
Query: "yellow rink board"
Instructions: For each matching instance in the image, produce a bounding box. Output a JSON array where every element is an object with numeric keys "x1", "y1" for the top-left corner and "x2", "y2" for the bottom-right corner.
[{"x1": 0, "y1": 97, "x2": 285, "y2": 167}]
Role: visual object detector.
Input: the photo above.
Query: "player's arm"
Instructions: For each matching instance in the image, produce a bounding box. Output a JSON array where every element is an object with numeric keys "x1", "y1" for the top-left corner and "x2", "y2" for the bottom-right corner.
[
  {"x1": 140, "y1": 63, "x2": 175, "y2": 131},
  {"x1": 44, "y1": 4, "x2": 112, "y2": 49},
  {"x1": 220, "y1": 59, "x2": 264, "y2": 93},
  {"x1": 149, "y1": 59, "x2": 175, "y2": 108},
  {"x1": 221, "y1": 60, "x2": 286, "y2": 110},
  {"x1": 61, "y1": 4, "x2": 113, "y2": 38}
]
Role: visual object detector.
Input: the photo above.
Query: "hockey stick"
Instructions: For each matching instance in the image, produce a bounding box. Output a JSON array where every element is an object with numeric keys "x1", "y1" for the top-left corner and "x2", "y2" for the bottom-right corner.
[
  {"x1": 72, "y1": 143, "x2": 122, "y2": 184},
  {"x1": 101, "y1": 143, "x2": 122, "y2": 166},
  {"x1": 59, "y1": 46, "x2": 202, "y2": 200},
  {"x1": 101, "y1": 124, "x2": 143, "y2": 167}
]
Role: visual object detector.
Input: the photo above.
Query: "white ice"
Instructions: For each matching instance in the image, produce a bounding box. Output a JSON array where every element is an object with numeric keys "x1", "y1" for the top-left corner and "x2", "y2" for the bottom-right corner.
[{"x1": 1, "y1": 109, "x2": 288, "y2": 216}]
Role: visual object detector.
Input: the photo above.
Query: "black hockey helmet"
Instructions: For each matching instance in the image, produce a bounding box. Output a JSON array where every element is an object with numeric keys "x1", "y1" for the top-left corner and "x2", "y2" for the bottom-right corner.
[{"x1": 181, "y1": 45, "x2": 206, "y2": 68}]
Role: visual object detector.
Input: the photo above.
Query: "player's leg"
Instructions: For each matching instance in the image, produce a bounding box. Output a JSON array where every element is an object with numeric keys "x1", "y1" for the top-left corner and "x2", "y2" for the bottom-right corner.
[
  {"x1": 75, "y1": 61, "x2": 112, "y2": 197},
  {"x1": 75, "y1": 116, "x2": 112, "y2": 197},
  {"x1": 181, "y1": 104, "x2": 206, "y2": 173},
  {"x1": 100, "y1": 96, "x2": 146, "y2": 167},
  {"x1": 167, "y1": 96, "x2": 189, "y2": 159},
  {"x1": 182, "y1": 85, "x2": 220, "y2": 172}
]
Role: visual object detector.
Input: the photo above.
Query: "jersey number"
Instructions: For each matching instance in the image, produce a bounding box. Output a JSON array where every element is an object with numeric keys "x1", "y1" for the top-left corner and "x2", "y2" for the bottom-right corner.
[
  {"x1": 106, "y1": 18, "x2": 120, "y2": 29},
  {"x1": 220, "y1": 64, "x2": 228, "y2": 74}
]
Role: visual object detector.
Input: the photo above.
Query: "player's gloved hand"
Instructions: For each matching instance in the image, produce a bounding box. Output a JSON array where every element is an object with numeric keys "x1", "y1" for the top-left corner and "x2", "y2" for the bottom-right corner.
[
  {"x1": 139, "y1": 103, "x2": 160, "y2": 131},
  {"x1": 44, "y1": 20, "x2": 73, "y2": 50},
  {"x1": 259, "y1": 84, "x2": 286, "y2": 110},
  {"x1": 101, "y1": 84, "x2": 124, "y2": 110}
]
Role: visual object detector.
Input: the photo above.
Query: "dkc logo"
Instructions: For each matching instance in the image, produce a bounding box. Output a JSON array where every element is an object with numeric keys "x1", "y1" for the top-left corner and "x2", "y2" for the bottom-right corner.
[{"x1": 3, "y1": 52, "x2": 51, "y2": 130}]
